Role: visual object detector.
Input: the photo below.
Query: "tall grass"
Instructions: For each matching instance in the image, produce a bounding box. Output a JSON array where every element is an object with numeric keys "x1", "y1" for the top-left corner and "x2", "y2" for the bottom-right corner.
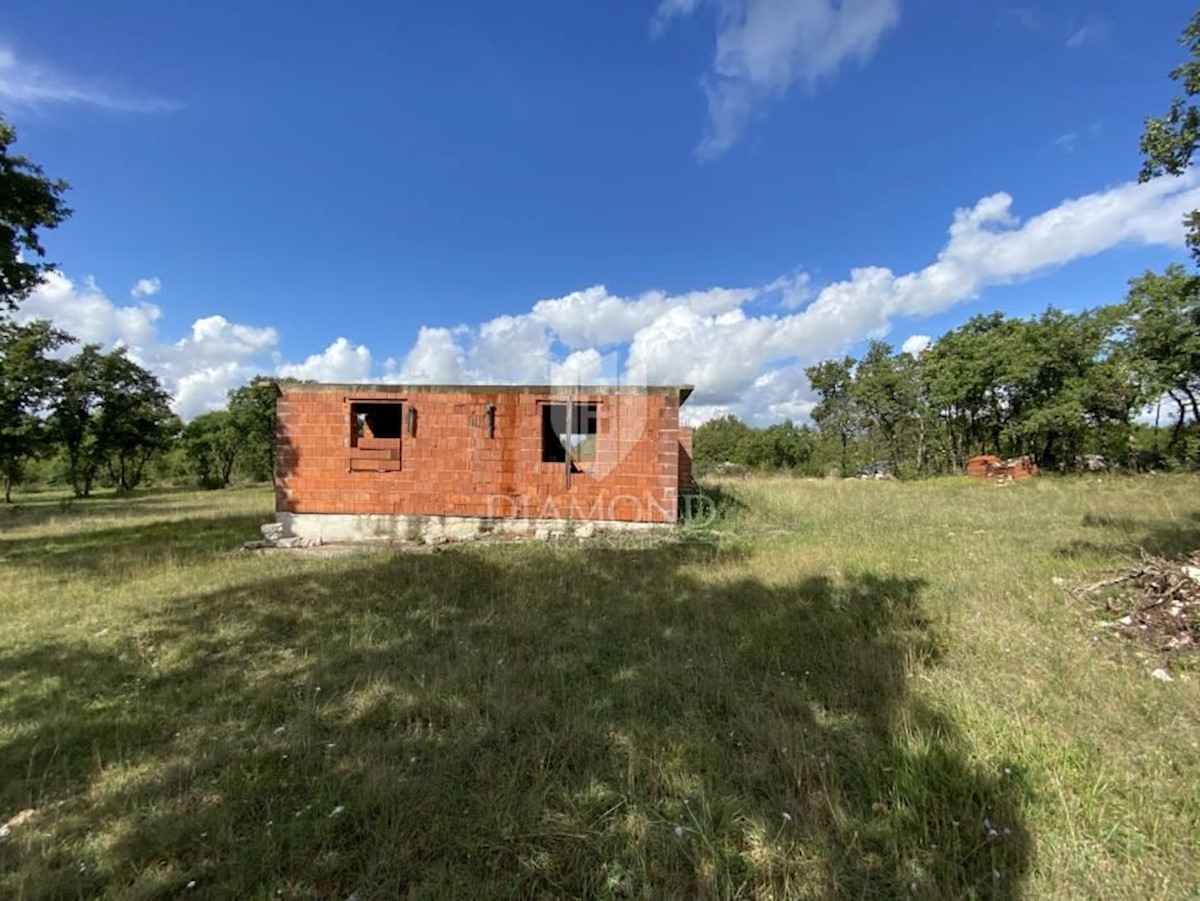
[{"x1": 1, "y1": 476, "x2": 1197, "y2": 899}]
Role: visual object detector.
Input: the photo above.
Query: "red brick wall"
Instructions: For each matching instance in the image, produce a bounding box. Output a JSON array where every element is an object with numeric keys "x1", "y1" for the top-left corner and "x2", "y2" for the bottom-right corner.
[
  {"x1": 678, "y1": 426, "x2": 696, "y2": 491},
  {"x1": 275, "y1": 388, "x2": 684, "y2": 523}
]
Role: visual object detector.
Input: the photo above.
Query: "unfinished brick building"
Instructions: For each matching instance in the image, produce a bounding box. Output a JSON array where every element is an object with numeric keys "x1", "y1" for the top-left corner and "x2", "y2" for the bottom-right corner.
[{"x1": 272, "y1": 383, "x2": 697, "y2": 542}]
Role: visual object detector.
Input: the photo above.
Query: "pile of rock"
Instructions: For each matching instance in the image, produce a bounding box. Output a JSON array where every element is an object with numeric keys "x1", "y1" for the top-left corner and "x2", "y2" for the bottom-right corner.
[{"x1": 242, "y1": 521, "x2": 323, "y2": 551}]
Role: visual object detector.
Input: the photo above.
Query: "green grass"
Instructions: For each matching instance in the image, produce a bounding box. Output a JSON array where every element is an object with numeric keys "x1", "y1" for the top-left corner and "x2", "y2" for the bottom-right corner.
[{"x1": 1, "y1": 477, "x2": 1198, "y2": 899}]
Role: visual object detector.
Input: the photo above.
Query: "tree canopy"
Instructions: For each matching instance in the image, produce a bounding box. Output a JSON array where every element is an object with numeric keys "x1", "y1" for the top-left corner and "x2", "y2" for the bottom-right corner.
[
  {"x1": 0, "y1": 117, "x2": 72, "y2": 310},
  {"x1": 1140, "y1": 8, "x2": 1200, "y2": 261}
]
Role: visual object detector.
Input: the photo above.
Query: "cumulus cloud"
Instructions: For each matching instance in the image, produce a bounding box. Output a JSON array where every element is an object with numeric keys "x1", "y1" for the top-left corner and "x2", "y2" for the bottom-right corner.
[
  {"x1": 13, "y1": 175, "x2": 1198, "y2": 425},
  {"x1": 399, "y1": 174, "x2": 1200, "y2": 422},
  {"x1": 19, "y1": 270, "x2": 162, "y2": 348},
  {"x1": 276, "y1": 338, "x2": 373, "y2": 383},
  {"x1": 15, "y1": 271, "x2": 275, "y2": 419},
  {"x1": 131, "y1": 277, "x2": 162, "y2": 298},
  {"x1": 0, "y1": 44, "x2": 174, "y2": 113},
  {"x1": 901, "y1": 334, "x2": 931, "y2": 356},
  {"x1": 655, "y1": 0, "x2": 901, "y2": 159}
]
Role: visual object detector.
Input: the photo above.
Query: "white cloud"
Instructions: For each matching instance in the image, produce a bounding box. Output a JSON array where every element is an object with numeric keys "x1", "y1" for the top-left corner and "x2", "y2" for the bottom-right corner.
[
  {"x1": 764, "y1": 271, "x2": 813, "y2": 309},
  {"x1": 1066, "y1": 21, "x2": 1109, "y2": 49},
  {"x1": 395, "y1": 174, "x2": 1200, "y2": 422},
  {"x1": 12, "y1": 175, "x2": 1198, "y2": 426},
  {"x1": 1053, "y1": 133, "x2": 1077, "y2": 153},
  {"x1": 0, "y1": 44, "x2": 173, "y2": 113},
  {"x1": 901, "y1": 334, "x2": 931, "y2": 356},
  {"x1": 131, "y1": 277, "x2": 162, "y2": 298},
  {"x1": 528, "y1": 284, "x2": 756, "y2": 346},
  {"x1": 15, "y1": 271, "x2": 274, "y2": 419},
  {"x1": 19, "y1": 271, "x2": 162, "y2": 348},
  {"x1": 276, "y1": 338, "x2": 373, "y2": 383},
  {"x1": 656, "y1": 0, "x2": 901, "y2": 159}
]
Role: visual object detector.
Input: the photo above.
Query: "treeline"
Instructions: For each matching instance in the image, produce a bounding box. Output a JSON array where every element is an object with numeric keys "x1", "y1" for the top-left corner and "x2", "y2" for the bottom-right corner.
[
  {"x1": 0, "y1": 317, "x2": 278, "y2": 499},
  {"x1": 694, "y1": 266, "x2": 1200, "y2": 478}
]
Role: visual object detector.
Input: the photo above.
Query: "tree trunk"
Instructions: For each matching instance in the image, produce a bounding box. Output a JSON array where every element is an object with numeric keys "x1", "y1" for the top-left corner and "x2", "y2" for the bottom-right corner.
[
  {"x1": 3, "y1": 477, "x2": 11, "y2": 504},
  {"x1": 1183, "y1": 386, "x2": 1200, "y2": 424}
]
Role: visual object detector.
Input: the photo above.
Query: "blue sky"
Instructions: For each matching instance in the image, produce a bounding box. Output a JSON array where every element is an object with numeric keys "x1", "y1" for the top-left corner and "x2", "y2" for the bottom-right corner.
[{"x1": 2, "y1": 0, "x2": 1197, "y2": 420}]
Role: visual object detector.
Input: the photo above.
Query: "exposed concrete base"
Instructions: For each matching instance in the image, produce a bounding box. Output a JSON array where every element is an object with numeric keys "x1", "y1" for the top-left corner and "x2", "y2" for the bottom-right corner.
[{"x1": 276, "y1": 512, "x2": 665, "y2": 545}]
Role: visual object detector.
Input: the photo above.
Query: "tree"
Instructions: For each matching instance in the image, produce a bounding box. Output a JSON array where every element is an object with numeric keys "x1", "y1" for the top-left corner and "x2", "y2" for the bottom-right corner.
[
  {"x1": 227, "y1": 380, "x2": 277, "y2": 481},
  {"x1": 851, "y1": 341, "x2": 917, "y2": 468},
  {"x1": 805, "y1": 356, "x2": 858, "y2": 475},
  {"x1": 0, "y1": 117, "x2": 72, "y2": 311},
  {"x1": 182, "y1": 410, "x2": 240, "y2": 488},
  {"x1": 0, "y1": 319, "x2": 70, "y2": 501},
  {"x1": 1140, "y1": 8, "x2": 1200, "y2": 262},
  {"x1": 693, "y1": 414, "x2": 752, "y2": 465},
  {"x1": 50, "y1": 346, "x2": 178, "y2": 496},
  {"x1": 1123, "y1": 266, "x2": 1200, "y2": 447},
  {"x1": 734, "y1": 420, "x2": 815, "y2": 471}
]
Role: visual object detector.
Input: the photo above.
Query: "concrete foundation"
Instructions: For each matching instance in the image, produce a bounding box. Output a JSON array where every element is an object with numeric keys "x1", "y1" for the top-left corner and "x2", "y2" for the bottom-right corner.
[{"x1": 276, "y1": 512, "x2": 662, "y2": 544}]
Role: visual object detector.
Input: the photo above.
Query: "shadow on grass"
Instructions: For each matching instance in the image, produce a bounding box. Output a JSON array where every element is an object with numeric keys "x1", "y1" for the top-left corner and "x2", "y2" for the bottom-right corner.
[
  {"x1": 1, "y1": 539, "x2": 1030, "y2": 899},
  {"x1": 0, "y1": 486, "x2": 267, "y2": 533},
  {"x1": 1056, "y1": 510, "x2": 1200, "y2": 561},
  {"x1": 0, "y1": 513, "x2": 267, "y2": 577}
]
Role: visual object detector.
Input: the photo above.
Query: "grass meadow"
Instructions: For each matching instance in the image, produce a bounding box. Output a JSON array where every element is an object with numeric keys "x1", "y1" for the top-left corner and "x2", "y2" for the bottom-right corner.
[{"x1": 1, "y1": 476, "x2": 1198, "y2": 899}]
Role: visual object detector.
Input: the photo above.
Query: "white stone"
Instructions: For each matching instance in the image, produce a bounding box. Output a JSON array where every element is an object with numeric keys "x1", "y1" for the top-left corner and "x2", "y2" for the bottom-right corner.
[
  {"x1": 1150, "y1": 668, "x2": 1174, "y2": 682},
  {"x1": 261, "y1": 522, "x2": 285, "y2": 540}
]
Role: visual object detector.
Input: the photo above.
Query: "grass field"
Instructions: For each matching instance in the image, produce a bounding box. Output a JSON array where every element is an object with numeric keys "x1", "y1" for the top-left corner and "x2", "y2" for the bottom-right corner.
[{"x1": 1, "y1": 476, "x2": 1198, "y2": 900}]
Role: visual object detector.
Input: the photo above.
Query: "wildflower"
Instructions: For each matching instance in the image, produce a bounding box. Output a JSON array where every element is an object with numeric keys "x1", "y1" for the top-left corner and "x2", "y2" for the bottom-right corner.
[
  {"x1": 992, "y1": 869, "x2": 1001, "y2": 881},
  {"x1": 187, "y1": 880, "x2": 197, "y2": 889},
  {"x1": 782, "y1": 812, "x2": 792, "y2": 822},
  {"x1": 674, "y1": 825, "x2": 685, "y2": 838},
  {"x1": 273, "y1": 726, "x2": 286, "y2": 734},
  {"x1": 330, "y1": 805, "x2": 345, "y2": 818}
]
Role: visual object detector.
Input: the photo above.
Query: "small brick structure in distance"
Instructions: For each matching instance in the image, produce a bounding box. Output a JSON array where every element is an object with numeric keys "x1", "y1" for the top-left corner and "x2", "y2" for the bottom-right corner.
[{"x1": 270, "y1": 382, "x2": 697, "y2": 543}]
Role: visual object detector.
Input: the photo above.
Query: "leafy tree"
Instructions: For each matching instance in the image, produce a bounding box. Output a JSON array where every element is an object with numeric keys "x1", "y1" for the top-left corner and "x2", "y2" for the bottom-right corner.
[
  {"x1": 1123, "y1": 265, "x2": 1200, "y2": 446},
  {"x1": 0, "y1": 117, "x2": 72, "y2": 311},
  {"x1": 227, "y1": 380, "x2": 277, "y2": 481},
  {"x1": 693, "y1": 414, "x2": 752, "y2": 465},
  {"x1": 735, "y1": 420, "x2": 815, "y2": 471},
  {"x1": 50, "y1": 346, "x2": 178, "y2": 496},
  {"x1": 0, "y1": 319, "x2": 70, "y2": 501},
  {"x1": 805, "y1": 356, "x2": 858, "y2": 475},
  {"x1": 1139, "y1": 7, "x2": 1200, "y2": 261},
  {"x1": 852, "y1": 341, "x2": 919, "y2": 468},
  {"x1": 182, "y1": 410, "x2": 240, "y2": 488}
]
